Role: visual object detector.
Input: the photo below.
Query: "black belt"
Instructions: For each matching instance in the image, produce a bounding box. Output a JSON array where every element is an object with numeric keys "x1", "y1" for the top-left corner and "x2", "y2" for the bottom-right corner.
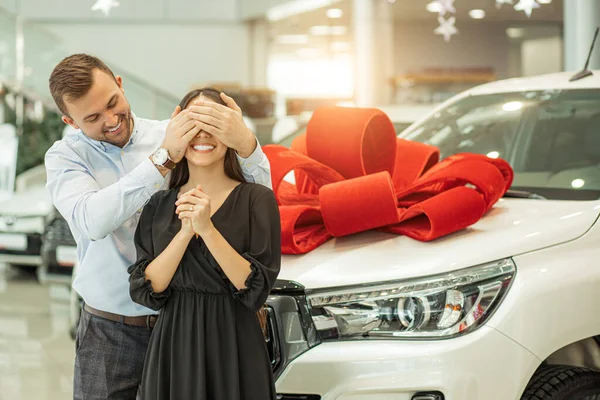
[{"x1": 83, "y1": 304, "x2": 157, "y2": 329}]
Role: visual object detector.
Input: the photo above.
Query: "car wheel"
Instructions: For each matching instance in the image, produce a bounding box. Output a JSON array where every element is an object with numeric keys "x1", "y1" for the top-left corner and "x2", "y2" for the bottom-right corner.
[
  {"x1": 8, "y1": 264, "x2": 37, "y2": 278},
  {"x1": 521, "y1": 365, "x2": 600, "y2": 400}
]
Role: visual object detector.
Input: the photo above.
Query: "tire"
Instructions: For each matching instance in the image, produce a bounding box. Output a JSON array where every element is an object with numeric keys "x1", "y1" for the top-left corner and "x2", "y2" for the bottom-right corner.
[
  {"x1": 521, "y1": 365, "x2": 600, "y2": 400},
  {"x1": 8, "y1": 264, "x2": 38, "y2": 279}
]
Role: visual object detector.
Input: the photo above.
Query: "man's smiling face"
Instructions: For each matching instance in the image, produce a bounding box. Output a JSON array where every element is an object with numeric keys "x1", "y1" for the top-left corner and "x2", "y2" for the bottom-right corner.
[{"x1": 62, "y1": 69, "x2": 133, "y2": 148}]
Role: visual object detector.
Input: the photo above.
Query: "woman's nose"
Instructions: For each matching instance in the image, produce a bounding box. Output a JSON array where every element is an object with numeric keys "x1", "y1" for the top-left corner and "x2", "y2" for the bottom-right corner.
[{"x1": 197, "y1": 130, "x2": 212, "y2": 138}]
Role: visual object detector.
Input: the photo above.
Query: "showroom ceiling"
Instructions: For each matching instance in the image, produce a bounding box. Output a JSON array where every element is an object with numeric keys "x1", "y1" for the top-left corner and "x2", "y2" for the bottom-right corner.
[
  {"x1": 392, "y1": 0, "x2": 563, "y2": 22},
  {"x1": 268, "y1": 0, "x2": 563, "y2": 56}
]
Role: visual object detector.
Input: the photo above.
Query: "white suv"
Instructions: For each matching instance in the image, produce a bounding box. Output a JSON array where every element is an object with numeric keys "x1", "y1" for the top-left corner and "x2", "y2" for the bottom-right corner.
[
  {"x1": 0, "y1": 165, "x2": 53, "y2": 267},
  {"x1": 269, "y1": 71, "x2": 600, "y2": 400}
]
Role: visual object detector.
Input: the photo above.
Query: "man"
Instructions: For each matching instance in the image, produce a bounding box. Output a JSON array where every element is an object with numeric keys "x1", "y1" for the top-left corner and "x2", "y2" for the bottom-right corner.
[{"x1": 44, "y1": 54, "x2": 272, "y2": 399}]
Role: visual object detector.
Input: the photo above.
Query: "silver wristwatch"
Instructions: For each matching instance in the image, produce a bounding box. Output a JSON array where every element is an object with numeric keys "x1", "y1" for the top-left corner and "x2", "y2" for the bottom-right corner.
[{"x1": 151, "y1": 148, "x2": 176, "y2": 170}]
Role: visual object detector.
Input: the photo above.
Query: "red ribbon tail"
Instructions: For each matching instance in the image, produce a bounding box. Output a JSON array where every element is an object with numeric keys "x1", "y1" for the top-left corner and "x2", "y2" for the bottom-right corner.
[{"x1": 383, "y1": 186, "x2": 486, "y2": 241}]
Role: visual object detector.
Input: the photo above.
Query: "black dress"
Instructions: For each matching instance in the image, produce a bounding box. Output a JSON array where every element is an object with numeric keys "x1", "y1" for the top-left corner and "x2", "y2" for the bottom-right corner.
[{"x1": 128, "y1": 182, "x2": 281, "y2": 400}]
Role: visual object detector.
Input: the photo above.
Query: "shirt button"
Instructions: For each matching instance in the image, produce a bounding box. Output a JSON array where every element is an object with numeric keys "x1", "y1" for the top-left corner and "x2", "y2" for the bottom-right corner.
[
  {"x1": 155, "y1": 184, "x2": 160, "y2": 189},
  {"x1": 121, "y1": 151, "x2": 125, "y2": 156},
  {"x1": 138, "y1": 208, "x2": 142, "y2": 213}
]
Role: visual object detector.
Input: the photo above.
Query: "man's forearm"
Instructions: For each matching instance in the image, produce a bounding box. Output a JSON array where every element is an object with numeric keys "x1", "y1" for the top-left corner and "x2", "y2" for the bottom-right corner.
[
  {"x1": 51, "y1": 158, "x2": 166, "y2": 241},
  {"x1": 149, "y1": 156, "x2": 171, "y2": 177},
  {"x1": 235, "y1": 129, "x2": 259, "y2": 159},
  {"x1": 236, "y1": 141, "x2": 272, "y2": 189},
  {"x1": 74, "y1": 183, "x2": 154, "y2": 240}
]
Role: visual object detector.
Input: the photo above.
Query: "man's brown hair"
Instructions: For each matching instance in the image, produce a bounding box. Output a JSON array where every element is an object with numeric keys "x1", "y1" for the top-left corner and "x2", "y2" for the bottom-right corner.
[{"x1": 49, "y1": 54, "x2": 116, "y2": 116}]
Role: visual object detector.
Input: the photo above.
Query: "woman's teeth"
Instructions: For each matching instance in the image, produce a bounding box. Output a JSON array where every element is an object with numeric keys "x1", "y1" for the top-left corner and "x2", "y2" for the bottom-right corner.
[{"x1": 193, "y1": 145, "x2": 215, "y2": 151}]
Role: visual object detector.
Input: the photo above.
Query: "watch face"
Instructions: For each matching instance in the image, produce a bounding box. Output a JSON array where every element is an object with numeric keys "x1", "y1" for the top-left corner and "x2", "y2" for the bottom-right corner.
[{"x1": 152, "y1": 148, "x2": 168, "y2": 165}]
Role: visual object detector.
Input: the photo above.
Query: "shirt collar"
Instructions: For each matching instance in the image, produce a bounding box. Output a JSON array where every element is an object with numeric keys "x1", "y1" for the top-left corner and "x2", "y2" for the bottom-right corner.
[
  {"x1": 128, "y1": 112, "x2": 141, "y2": 145},
  {"x1": 86, "y1": 134, "x2": 109, "y2": 152}
]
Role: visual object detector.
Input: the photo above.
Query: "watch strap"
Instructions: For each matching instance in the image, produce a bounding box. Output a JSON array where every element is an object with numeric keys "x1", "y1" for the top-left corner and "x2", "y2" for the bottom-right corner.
[{"x1": 163, "y1": 158, "x2": 176, "y2": 170}]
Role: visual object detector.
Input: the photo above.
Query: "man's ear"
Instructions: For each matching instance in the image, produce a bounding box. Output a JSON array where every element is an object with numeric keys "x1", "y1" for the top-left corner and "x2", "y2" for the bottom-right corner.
[
  {"x1": 115, "y1": 75, "x2": 124, "y2": 93},
  {"x1": 62, "y1": 115, "x2": 79, "y2": 130}
]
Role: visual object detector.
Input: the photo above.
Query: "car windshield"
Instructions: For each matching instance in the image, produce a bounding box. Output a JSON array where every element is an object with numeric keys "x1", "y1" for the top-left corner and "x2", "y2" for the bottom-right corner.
[{"x1": 400, "y1": 89, "x2": 600, "y2": 201}]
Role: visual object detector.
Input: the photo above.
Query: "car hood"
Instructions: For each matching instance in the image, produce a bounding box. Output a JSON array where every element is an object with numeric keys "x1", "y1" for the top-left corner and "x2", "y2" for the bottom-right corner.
[
  {"x1": 278, "y1": 198, "x2": 600, "y2": 290},
  {"x1": 0, "y1": 185, "x2": 53, "y2": 217}
]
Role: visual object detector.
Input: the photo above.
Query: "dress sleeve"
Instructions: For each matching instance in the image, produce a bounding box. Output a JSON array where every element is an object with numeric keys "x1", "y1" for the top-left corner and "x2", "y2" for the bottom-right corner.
[
  {"x1": 233, "y1": 189, "x2": 281, "y2": 312},
  {"x1": 128, "y1": 195, "x2": 171, "y2": 311}
]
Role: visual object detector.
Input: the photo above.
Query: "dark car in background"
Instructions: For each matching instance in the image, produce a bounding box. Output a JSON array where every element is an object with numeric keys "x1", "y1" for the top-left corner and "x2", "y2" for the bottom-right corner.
[{"x1": 38, "y1": 209, "x2": 77, "y2": 286}]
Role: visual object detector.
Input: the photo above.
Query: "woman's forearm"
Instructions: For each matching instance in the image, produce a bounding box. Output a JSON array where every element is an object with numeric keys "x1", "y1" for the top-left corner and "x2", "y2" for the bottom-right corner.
[
  {"x1": 144, "y1": 231, "x2": 192, "y2": 293},
  {"x1": 202, "y1": 226, "x2": 252, "y2": 291}
]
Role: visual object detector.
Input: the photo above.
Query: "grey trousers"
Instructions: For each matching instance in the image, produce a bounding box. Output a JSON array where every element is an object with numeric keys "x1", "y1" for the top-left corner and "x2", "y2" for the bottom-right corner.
[{"x1": 73, "y1": 308, "x2": 152, "y2": 400}]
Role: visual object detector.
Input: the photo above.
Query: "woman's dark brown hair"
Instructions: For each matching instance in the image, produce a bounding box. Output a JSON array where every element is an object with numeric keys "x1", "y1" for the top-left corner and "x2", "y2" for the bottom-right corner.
[{"x1": 169, "y1": 88, "x2": 247, "y2": 189}]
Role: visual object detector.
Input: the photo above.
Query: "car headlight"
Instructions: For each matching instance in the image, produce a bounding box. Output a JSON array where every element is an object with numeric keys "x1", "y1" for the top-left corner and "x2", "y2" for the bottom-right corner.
[{"x1": 307, "y1": 258, "x2": 515, "y2": 340}]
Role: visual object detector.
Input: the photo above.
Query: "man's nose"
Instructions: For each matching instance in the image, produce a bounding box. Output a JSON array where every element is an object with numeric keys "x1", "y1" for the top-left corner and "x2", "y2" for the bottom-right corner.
[{"x1": 105, "y1": 113, "x2": 119, "y2": 127}]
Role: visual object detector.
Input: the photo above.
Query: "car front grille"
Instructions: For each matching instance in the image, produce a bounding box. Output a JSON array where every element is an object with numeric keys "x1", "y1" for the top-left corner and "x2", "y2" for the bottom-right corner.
[
  {"x1": 267, "y1": 280, "x2": 321, "y2": 382},
  {"x1": 44, "y1": 216, "x2": 76, "y2": 245},
  {"x1": 265, "y1": 306, "x2": 282, "y2": 372}
]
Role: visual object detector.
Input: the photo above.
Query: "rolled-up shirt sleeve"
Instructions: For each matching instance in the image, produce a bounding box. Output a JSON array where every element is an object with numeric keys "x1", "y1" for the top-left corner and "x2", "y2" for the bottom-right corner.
[
  {"x1": 236, "y1": 138, "x2": 272, "y2": 190},
  {"x1": 45, "y1": 143, "x2": 165, "y2": 241}
]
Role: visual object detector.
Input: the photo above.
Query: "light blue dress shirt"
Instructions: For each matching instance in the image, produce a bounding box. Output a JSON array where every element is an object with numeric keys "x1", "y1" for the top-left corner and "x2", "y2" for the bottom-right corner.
[{"x1": 45, "y1": 114, "x2": 272, "y2": 316}]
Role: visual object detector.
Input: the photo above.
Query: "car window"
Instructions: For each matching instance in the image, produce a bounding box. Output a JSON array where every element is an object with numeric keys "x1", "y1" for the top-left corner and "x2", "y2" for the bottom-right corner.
[
  {"x1": 401, "y1": 90, "x2": 600, "y2": 200},
  {"x1": 402, "y1": 96, "x2": 524, "y2": 160},
  {"x1": 393, "y1": 122, "x2": 412, "y2": 134}
]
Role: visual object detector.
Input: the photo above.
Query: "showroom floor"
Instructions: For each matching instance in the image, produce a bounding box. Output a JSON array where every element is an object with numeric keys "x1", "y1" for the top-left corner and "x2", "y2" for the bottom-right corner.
[{"x1": 0, "y1": 263, "x2": 74, "y2": 400}]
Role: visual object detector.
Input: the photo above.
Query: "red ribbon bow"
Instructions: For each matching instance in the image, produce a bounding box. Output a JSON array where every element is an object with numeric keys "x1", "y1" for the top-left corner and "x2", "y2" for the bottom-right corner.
[{"x1": 263, "y1": 107, "x2": 514, "y2": 255}]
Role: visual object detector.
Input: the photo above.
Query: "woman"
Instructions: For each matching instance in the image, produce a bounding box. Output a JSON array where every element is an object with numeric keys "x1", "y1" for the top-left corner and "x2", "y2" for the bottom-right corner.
[{"x1": 128, "y1": 88, "x2": 280, "y2": 399}]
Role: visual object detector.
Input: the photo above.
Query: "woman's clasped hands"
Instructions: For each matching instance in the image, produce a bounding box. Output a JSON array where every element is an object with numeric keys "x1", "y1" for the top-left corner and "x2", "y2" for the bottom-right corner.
[{"x1": 176, "y1": 185, "x2": 214, "y2": 239}]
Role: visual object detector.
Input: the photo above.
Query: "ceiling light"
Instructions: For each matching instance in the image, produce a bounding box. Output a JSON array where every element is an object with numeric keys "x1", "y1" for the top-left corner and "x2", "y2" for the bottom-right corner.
[
  {"x1": 330, "y1": 41, "x2": 351, "y2": 52},
  {"x1": 297, "y1": 48, "x2": 321, "y2": 58},
  {"x1": 486, "y1": 151, "x2": 500, "y2": 159},
  {"x1": 310, "y1": 25, "x2": 330, "y2": 35},
  {"x1": 426, "y1": 1, "x2": 443, "y2": 13},
  {"x1": 309, "y1": 25, "x2": 347, "y2": 36},
  {"x1": 330, "y1": 26, "x2": 347, "y2": 35},
  {"x1": 267, "y1": 0, "x2": 342, "y2": 21},
  {"x1": 571, "y1": 179, "x2": 585, "y2": 189},
  {"x1": 326, "y1": 8, "x2": 343, "y2": 18},
  {"x1": 506, "y1": 27, "x2": 525, "y2": 38},
  {"x1": 91, "y1": 0, "x2": 120, "y2": 17},
  {"x1": 469, "y1": 9, "x2": 486, "y2": 19},
  {"x1": 277, "y1": 34, "x2": 309, "y2": 44},
  {"x1": 538, "y1": 0, "x2": 551, "y2": 3}
]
